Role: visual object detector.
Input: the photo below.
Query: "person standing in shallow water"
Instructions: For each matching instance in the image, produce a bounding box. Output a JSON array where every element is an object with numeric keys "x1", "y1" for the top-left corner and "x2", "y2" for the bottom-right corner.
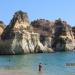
[{"x1": 38, "y1": 63, "x2": 43, "y2": 72}]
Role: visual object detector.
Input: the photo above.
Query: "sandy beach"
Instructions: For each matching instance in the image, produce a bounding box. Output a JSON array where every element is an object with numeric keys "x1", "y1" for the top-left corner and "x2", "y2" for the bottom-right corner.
[{"x1": 0, "y1": 70, "x2": 37, "y2": 75}]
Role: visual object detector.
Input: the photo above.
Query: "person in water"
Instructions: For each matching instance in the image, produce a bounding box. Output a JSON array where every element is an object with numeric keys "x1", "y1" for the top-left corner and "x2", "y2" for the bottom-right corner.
[{"x1": 38, "y1": 63, "x2": 42, "y2": 72}]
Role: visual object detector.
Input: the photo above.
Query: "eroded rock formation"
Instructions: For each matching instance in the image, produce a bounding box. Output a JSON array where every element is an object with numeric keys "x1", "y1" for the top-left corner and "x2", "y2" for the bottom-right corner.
[
  {"x1": 0, "y1": 11, "x2": 53, "y2": 54},
  {"x1": 31, "y1": 18, "x2": 75, "y2": 51},
  {"x1": 72, "y1": 27, "x2": 75, "y2": 39},
  {"x1": 0, "y1": 21, "x2": 5, "y2": 38},
  {"x1": 31, "y1": 19, "x2": 54, "y2": 48},
  {"x1": 0, "y1": 11, "x2": 75, "y2": 54},
  {"x1": 51, "y1": 19, "x2": 75, "y2": 51}
]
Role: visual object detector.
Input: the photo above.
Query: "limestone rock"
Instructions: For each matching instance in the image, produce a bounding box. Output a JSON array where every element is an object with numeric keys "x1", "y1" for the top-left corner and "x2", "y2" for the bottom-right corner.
[
  {"x1": 51, "y1": 18, "x2": 75, "y2": 51},
  {"x1": 1, "y1": 11, "x2": 51, "y2": 54},
  {"x1": 72, "y1": 27, "x2": 75, "y2": 39},
  {"x1": 0, "y1": 11, "x2": 75, "y2": 54},
  {"x1": 0, "y1": 21, "x2": 5, "y2": 37},
  {"x1": 31, "y1": 19, "x2": 53, "y2": 36},
  {"x1": 31, "y1": 18, "x2": 75, "y2": 52},
  {"x1": 31, "y1": 19, "x2": 53, "y2": 48},
  {"x1": 1, "y1": 11, "x2": 30, "y2": 40}
]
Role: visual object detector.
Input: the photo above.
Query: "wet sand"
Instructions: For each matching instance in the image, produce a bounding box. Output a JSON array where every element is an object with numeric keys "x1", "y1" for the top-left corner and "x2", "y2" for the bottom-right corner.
[{"x1": 0, "y1": 70, "x2": 37, "y2": 75}]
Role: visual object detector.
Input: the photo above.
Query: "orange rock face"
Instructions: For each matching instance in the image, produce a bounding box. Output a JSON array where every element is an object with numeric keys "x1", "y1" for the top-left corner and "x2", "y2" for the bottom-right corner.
[{"x1": 0, "y1": 27, "x2": 3, "y2": 36}]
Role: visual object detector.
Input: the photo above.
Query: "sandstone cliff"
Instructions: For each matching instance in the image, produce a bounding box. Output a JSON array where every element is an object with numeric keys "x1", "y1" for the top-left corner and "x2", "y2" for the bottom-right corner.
[
  {"x1": 0, "y1": 21, "x2": 5, "y2": 38},
  {"x1": 0, "y1": 10, "x2": 75, "y2": 54},
  {"x1": 72, "y1": 27, "x2": 75, "y2": 38},
  {"x1": 31, "y1": 18, "x2": 75, "y2": 51},
  {"x1": 51, "y1": 19, "x2": 75, "y2": 51},
  {"x1": 0, "y1": 11, "x2": 53, "y2": 54},
  {"x1": 31, "y1": 19, "x2": 53, "y2": 49}
]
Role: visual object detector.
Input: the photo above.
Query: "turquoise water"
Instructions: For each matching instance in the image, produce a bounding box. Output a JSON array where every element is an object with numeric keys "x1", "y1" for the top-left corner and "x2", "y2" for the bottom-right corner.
[{"x1": 0, "y1": 52, "x2": 75, "y2": 75}]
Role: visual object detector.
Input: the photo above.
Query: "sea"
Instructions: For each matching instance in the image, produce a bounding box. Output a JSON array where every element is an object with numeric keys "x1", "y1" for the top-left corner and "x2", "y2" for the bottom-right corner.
[{"x1": 0, "y1": 52, "x2": 75, "y2": 75}]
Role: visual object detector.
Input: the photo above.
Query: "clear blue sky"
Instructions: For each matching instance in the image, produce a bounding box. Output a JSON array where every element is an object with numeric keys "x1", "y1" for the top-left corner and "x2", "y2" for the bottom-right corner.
[{"x1": 0, "y1": 0, "x2": 75, "y2": 26}]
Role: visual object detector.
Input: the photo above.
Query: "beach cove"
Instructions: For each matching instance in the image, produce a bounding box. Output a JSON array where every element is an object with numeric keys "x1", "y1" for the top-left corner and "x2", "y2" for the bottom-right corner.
[{"x1": 0, "y1": 52, "x2": 75, "y2": 75}]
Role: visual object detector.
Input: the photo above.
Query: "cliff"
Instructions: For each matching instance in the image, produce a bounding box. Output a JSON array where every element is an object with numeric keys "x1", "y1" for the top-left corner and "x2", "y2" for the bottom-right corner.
[
  {"x1": 72, "y1": 27, "x2": 75, "y2": 38},
  {"x1": 0, "y1": 11, "x2": 53, "y2": 54},
  {"x1": 0, "y1": 21, "x2": 5, "y2": 37},
  {"x1": 1, "y1": 11, "x2": 30, "y2": 40},
  {"x1": 51, "y1": 19, "x2": 75, "y2": 51},
  {"x1": 31, "y1": 18, "x2": 75, "y2": 51},
  {"x1": 31, "y1": 19, "x2": 53, "y2": 49},
  {"x1": 0, "y1": 11, "x2": 75, "y2": 54}
]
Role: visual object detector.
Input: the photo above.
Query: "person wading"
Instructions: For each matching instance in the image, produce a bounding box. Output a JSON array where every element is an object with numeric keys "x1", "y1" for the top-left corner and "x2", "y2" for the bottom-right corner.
[{"x1": 38, "y1": 63, "x2": 42, "y2": 72}]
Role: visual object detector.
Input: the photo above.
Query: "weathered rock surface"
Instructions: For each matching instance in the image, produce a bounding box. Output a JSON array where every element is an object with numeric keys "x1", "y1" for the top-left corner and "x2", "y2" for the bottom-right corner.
[
  {"x1": 31, "y1": 19, "x2": 53, "y2": 48},
  {"x1": 0, "y1": 11, "x2": 53, "y2": 54},
  {"x1": 0, "y1": 21, "x2": 5, "y2": 38},
  {"x1": 51, "y1": 19, "x2": 75, "y2": 51},
  {"x1": 31, "y1": 18, "x2": 75, "y2": 51},
  {"x1": 72, "y1": 27, "x2": 75, "y2": 38},
  {"x1": 0, "y1": 10, "x2": 75, "y2": 54}
]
